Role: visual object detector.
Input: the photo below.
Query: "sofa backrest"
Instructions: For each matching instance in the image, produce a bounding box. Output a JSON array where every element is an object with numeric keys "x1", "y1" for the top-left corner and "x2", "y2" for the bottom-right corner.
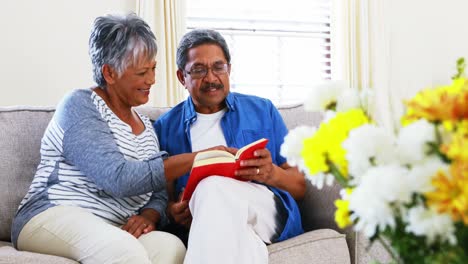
[
  {"x1": 0, "y1": 104, "x2": 335, "y2": 243},
  {"x1": 0, "y1": 107, "x2": 55, "y2": 241}
]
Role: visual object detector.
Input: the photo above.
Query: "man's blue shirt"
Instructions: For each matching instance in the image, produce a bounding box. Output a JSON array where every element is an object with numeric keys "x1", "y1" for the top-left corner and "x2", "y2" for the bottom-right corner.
[{"x1": 154, "y1": 92, "x2": 303, "y2": 241}]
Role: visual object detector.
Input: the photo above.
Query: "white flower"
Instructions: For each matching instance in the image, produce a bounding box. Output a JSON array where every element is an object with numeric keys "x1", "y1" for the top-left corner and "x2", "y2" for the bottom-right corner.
[
  {"x1": 405, "y1": 205, "x2": 457, "y2": 245},
  {"x1": 339, "y1": 188, "x2": 351, "y2": 199},
  {"x1": 349, "y1": 164, "x2": 411, "y2": 237},
  {"x1": 407, "y1": 157, "x2": 448, "y2": 193},
  {"x1": 397, "y1": 119, "x2": 436, "y2": 165},
  {"x1": 342, "y1": 124, "x2": 397, "y2": 184},
  {"x1": 280, "y1": 126, "x2": 316, "y2": 167},
  {"x1": 306, "y1": 171, "x2": 334, "y2": 189},
  {"x1": 304, "y1": 81, "x2": 346, "y2": 111},
  {"x1": 336, "y1": 88, "x2": 361, "y2": 111},
  {"x1": 323, "y1": 110, "x2": 337, "y2": 123}
]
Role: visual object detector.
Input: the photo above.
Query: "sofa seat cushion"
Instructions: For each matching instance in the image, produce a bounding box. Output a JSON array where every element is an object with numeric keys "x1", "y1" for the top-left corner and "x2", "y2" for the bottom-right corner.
[
  {"x1": 268, "y1": 229, "x2": 350, "y2": 264},
  {"x1": 0, "y1": 242, "x2": 77, "y2": 264},
  {"x1": 0, "y1": 229, "x2": 350, "y2": 264}
]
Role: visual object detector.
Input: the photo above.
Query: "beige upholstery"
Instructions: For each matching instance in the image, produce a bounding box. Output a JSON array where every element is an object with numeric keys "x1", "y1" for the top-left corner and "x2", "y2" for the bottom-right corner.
[
  {"x1": 0, "y1": 105, "x2": 391, "y2": 263},
  {"x1": 0, "y1": 243, "x2": 76, "y2": 264}
]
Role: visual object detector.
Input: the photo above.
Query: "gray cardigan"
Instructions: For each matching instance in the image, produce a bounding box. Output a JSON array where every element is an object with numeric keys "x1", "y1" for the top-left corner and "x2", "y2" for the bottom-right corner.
[{"x1": 11, "y1": 89, "x2": 168, "y2": 246}]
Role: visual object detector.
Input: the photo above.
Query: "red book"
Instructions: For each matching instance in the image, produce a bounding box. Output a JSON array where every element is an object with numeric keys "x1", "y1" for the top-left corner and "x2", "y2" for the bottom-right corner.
[{"x1": 181, "y1": 138, "x2": 269, "y2": 201}]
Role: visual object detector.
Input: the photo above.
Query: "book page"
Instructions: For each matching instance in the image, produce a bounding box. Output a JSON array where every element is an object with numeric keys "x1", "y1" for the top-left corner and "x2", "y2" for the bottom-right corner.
[
  {"x1": 234, "y1": 138, "x2": 268, "y2": 160},
  {"x1": 193, "y1": 156, "x2": 236, "y2": 167},
  {"x1": 194, "y1": 150, "x2": 235, "y2": 161}
]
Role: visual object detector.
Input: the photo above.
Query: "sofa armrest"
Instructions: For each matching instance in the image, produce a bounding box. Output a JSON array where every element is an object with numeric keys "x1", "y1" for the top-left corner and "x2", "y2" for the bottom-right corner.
[
  {"x1": 355, "y1": 232, "x2": 393, "y2": 264},
  {"x1": 298, "y1": 180, "x2": 394, "y2": 264},
  {"x1": 268, "y1": 229, "x2": 350, "y2": 264},
  {"x1": 298, "y1": 180, "x2": 357, "y2": 262}
]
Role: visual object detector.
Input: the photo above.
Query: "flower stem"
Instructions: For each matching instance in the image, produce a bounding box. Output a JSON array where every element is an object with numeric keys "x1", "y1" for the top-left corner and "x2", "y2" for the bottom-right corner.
[
  {"x1": 429, "y1": 124, "x2": 450, "y2": 163},
  {"x1": 377, "y1": 237, "x2": 402, "y2": 264},
  {"x1": 328, "y1": 161, "x2": 349, "y2": 188}
]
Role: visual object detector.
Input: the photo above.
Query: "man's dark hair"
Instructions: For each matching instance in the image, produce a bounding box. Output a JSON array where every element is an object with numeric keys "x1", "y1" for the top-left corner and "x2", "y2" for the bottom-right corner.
[{"x1": 176, "y1": 29, "x2": 231, "y2": 70}]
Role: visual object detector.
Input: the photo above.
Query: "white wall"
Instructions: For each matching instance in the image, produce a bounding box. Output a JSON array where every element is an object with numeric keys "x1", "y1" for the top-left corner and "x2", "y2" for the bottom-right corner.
[
  {"x1": 0, "y1": 0, "x2": 135, "y2": 107},
  {"x1": 388, "y1": 0, "x2": 468, "y2": 100},
  {"x1": 372, "y1": 0, "x2": 468, "y2": 127}
]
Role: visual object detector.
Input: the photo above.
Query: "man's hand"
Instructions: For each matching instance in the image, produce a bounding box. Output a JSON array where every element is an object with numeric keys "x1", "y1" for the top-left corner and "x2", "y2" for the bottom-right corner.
[
  {"x1": 236, "y1": 147, "x2": 306, "y2": 199},
  {"x1": 122, "y1": 211, "x2": 157, "y2": 238},
  {"x1": 236, "y1": 148, "x2": 276, "y2": 184},
  {"x1": 167, "y1": 199, "x2": 192, "y2": 228}
]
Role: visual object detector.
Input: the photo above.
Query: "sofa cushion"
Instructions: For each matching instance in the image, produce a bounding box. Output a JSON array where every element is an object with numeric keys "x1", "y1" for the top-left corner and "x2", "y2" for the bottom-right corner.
[
  {"x1": 0, "y1": 242, "x2": 77, "y2": 264},
  {"x1": 268, "y1": 229, "x2": 350, "y2": 264},
  {"x1": 0, "y1": 107, "x2": 55, "y2": 241},
  {"x1": 0, "y1": 229, "x2": 349, "y2": 264}
]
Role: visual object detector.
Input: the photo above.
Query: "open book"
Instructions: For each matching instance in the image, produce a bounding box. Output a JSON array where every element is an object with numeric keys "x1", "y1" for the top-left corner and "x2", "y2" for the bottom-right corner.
[{"x1": 181, "y1": 138, "x2": 269, "y2": 201}]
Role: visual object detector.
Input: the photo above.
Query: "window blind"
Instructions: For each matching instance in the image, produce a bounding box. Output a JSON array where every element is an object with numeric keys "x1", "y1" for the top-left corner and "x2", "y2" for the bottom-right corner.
[{"x1": 187, "y1": 0, "x2": 332, "y2": 105}]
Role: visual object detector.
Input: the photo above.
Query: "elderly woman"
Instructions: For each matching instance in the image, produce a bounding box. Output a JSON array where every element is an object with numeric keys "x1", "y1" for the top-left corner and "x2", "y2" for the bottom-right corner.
[{"x1": 11, "y1": 14, "x2": 191, "y2": 264}]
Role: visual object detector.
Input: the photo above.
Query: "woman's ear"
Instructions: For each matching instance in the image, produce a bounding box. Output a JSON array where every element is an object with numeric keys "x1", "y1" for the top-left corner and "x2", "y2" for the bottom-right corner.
[
  {"x1": 102, "y1": 64, "x2": 116, "y2": 85},
  {"x1": 176, "y1": 69, "x2": 186, "y2": 86}
]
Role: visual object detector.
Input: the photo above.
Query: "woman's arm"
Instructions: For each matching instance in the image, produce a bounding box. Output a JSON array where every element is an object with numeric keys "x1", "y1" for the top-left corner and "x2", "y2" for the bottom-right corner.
[
  {"x1": 63, "y1": 117, "x2": 167, "y2": 198},
  {"x1": 163, "y1": 153, "x2": 197, "y2": 181}
]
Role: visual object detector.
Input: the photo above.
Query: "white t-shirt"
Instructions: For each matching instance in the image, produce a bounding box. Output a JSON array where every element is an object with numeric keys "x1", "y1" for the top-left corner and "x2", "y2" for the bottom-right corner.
[{"x1": 190, "y1": 108, "x2": 227, "y2": 152}]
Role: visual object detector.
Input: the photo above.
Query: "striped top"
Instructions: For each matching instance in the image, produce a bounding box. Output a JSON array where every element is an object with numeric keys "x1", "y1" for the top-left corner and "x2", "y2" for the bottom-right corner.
[{"x1": 12, "y1": 88, "x2": 168, "y2": 246}]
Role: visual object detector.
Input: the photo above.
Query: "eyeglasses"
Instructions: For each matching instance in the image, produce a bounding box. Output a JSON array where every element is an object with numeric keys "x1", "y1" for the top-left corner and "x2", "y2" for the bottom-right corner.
[{"x1": 185, "y1": 63, "x2": 229, "y2": 79}]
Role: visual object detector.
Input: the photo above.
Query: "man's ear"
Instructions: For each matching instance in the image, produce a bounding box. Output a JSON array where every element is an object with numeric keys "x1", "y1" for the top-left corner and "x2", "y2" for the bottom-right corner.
[
  {"x1": 102, "y1": 64, "x2": 116, "y2": 85},
  {"x1": 176, "y1": 69, "x2": 186, "y2": 86},
  {"x1": 227, "y1": 63, "x2": 232, "y2": 75}
]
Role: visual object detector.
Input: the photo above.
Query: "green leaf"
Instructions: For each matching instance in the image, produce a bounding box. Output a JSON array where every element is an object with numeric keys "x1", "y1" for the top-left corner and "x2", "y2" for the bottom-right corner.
[{"x1": 452, "y1": 57, "x2": 466, "y2": 80}]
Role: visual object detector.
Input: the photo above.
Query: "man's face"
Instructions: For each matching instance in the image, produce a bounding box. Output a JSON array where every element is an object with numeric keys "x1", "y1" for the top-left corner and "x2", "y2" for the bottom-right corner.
[{"x1": 178, "y1": 44, "x2": 231, "y2": 114}]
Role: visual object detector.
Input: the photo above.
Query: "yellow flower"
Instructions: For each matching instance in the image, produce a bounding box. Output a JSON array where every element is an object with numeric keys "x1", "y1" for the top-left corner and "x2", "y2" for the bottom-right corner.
[
  {"x1": 301, "y1": 109, "x2": 370, "y2": 178},
  {"x1": 441, "y1": 127, "x2": 468, "y2": 163},
  {"x1": 334, "y1": 188, "x2": 353, "y2": 228},
  {"x1": 335, "y1": 199, "x2": 352, "y2": 228},
  {"x1": 302, "y1": 135, "x2": 329, "y2": 174},
  {"x1": 402, "y1": 78, "x2": 468, "y2": 124},
  {"x1": 425, "y1": 162, "x2": 468, "y2": 224}
]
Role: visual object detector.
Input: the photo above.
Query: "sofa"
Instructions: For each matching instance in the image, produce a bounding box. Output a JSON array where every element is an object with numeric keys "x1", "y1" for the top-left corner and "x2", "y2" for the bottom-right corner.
[{"x1": 0, "y1": 104, "x2": 391, "y2": 263}]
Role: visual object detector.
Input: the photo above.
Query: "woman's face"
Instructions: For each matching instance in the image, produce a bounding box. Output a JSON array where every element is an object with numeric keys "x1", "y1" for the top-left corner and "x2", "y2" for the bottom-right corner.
[{"x1": 110, "y1": 59, "x2": 156, "y2": 107}]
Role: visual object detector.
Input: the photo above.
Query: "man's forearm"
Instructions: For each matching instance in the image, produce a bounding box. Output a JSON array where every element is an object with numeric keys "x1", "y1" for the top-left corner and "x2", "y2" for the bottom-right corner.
[{"x1": 271, "y1": 165, "x2": 306, "y2": 200}]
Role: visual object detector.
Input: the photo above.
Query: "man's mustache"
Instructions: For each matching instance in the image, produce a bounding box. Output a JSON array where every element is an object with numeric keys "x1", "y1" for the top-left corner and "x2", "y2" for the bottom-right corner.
[{"x1": 201, "y1": 82, "x2": 224, "y2": 91}]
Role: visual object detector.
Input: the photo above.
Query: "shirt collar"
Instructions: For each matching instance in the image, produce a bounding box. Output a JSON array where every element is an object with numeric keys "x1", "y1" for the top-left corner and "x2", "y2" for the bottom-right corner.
[
  {"x1": 183, "y1": 92, "x2": 236, "y2": 124},
  {"x1": 225, "y1": 92, "x2": 236, "y2": 111}
]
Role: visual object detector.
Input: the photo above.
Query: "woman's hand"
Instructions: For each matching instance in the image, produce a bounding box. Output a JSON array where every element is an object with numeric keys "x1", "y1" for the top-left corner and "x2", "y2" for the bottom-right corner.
[
  {"x1": 122, "y1": 209, "x2": 159, "y2": 238},
  {"x1": 204, "y1": 145, "x2": 238, "y2": 155}
]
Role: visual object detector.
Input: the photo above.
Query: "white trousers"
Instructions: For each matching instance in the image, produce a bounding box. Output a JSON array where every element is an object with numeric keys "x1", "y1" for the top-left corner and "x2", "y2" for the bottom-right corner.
[
  {"x1": 184, "y1": 176, "x2": 282, "y2": 264},
  {"x1": 18, "y1": 205, "x2": 186, "y2": 264}
]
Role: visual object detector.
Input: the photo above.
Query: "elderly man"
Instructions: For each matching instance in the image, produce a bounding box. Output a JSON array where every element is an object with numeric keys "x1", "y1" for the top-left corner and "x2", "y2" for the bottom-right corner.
[{"x1": 154, "y1": 29, "x2": 305, "y2": 264}]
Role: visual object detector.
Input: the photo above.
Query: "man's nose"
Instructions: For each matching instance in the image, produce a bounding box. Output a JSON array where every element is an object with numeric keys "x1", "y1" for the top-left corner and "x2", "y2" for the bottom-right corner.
[{"x1": 203, "y1": 68, "x2": 218, "y2": 82}]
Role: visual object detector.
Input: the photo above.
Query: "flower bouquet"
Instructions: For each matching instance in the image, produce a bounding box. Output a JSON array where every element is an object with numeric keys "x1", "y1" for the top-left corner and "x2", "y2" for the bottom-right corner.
[{"x1": 281, "y1": 59, "x2": 468, "y2": 263}]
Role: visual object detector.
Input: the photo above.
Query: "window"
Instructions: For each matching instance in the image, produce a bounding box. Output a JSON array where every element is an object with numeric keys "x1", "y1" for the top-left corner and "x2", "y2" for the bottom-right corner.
[{"x1": 187, "y1": 0, "x2": 332, "y2": 105}]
